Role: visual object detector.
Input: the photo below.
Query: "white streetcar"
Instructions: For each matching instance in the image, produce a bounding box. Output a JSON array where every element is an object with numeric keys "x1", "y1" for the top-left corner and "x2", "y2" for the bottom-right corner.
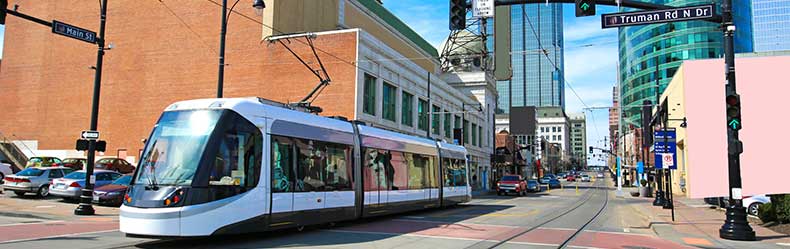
[{"x1": 120, "y1": 97, "x2": 471, "y2": 237}]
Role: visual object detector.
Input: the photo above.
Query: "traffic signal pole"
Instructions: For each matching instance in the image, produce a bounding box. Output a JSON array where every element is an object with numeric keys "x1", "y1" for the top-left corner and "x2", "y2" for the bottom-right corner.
[
  {"x1": 718, "y1": 0, "x2": 754, "y2": 241},
  {"x1": 74, "y1": 0, "x2": 108, "y2": 216}
]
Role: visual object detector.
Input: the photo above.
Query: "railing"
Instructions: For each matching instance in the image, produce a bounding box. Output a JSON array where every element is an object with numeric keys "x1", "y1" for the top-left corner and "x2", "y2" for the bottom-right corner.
[{"x1": 0, "y1": 132, "x2": 31, "y2": 172}]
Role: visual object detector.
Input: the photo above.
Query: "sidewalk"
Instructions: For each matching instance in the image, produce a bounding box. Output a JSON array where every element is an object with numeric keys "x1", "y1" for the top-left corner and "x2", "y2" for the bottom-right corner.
[{"x1": 626, "y1": 192, "x2": 790, "y2": 248}]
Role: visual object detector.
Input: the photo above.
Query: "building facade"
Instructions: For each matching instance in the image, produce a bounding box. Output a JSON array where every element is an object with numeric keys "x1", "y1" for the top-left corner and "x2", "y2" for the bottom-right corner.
[
  {"x1": 618, "y1": 0, "x2": 724, "y2": 127},
  {"x1": 0, "y1": 1, "x2": 494, "y2": 189},
  {"x1": 535, "y1": 107, "x2": 569, "y2": 171},
  {"x1": 496, "y1": 3, "x2": 565, "y2": 114},
  {"x1": 752, "y1": 0, "x2": 790, "y2": 52},
  {"x1": 568, "y1": 113, "x2": 586, "y2": 167}
]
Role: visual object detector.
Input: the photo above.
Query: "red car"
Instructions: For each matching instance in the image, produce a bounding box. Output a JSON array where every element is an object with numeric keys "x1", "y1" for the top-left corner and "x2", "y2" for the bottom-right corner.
[
  {"x1": 566, "y1": 175, "x2": 576, "y2": 181},
  {"x1": 62, "y1": 158, "x2": 87, "y2": 170},
  {"x1": 496, "y1": 175, "x2": 527, "y2": 196},
  {"x1": 94, "y1": 158, "x2": 136, "y2": 174}
]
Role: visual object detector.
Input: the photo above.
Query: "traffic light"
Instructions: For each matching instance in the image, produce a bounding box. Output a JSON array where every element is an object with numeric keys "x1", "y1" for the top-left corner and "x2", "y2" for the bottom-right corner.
[
  {"x1": 449, "y1": 0, "x2": 466, "y2": 30},
  {"x1": 589, "y1": 146, "x2": 594, "y2": 154},
  {"x1": 1, "y1": 0, "x2": 8, "y2": 25},
  {"x1": 575, "y1": 0, "x2": 595, "y2": 17},
  {"x1": 726, "y1": 93, "x2": 742, "y2": 130}
]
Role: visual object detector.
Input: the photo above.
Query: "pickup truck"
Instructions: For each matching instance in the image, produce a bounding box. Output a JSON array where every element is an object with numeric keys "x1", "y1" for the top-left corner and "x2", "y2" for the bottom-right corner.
[{"x1": 496, "y1": 175, "x2": 526, "y2": 196}]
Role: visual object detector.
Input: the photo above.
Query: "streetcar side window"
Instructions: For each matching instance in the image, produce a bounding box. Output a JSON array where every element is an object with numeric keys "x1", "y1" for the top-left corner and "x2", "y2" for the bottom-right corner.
[
  {"x1": 443, "y1": 158, "x2": 468, "y2": 187},
  {"x1": 271, "y1": 136, "x2": 294, "y2": 193},
  {"x1": 364, "y1": 148, "x2": 387, "y2": 191},
  {"x1": 203, "y1": 112, "x2": 263, "y2": 201},
  {"x1": 295, "y1": 139, "x2": 326, "y2": 192},
  {"x1": 324, "y1": 143, "x2": 353, "y2": 191}
]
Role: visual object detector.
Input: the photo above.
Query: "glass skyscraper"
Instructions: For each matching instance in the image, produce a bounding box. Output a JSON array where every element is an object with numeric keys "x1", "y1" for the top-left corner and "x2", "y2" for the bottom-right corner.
[
  {"x1": 752, "y1": 0, "x2": 790, "y2": 52},
  {"x1": 493, "y1": 4, "x2": 565, "y2": 114},
  {"x1": 618, "y1": 0, "x2": 724, "y2": 127}
]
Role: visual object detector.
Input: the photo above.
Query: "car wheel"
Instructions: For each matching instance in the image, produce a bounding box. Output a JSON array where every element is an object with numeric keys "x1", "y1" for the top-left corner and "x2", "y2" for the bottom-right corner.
[
  {"x1": 37, "y1": 185, "x2": 49, "y2": 197},
  {"x1": 0, "y1": 173, "x2": 4, "y2": 184},
  {"x1": 748, "y1": 203, "x2": 762, "y2": 216},
  {"x1": 13, "y1": 191, "x2": 25, "y2": 196}
]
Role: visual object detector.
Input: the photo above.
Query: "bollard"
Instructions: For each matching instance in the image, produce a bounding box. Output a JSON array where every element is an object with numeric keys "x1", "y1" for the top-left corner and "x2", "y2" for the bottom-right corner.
[{"x1": 576, "y1": 183, "x2": 579, "y2": 194}]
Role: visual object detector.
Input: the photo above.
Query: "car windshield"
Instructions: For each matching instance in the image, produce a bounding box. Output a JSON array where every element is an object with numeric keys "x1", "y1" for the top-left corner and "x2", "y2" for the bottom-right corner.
[
  {"x1": 96, "y1": 158, "x2": 115, "y2": 164},
  {"x1": 64, "y1": 171, "x2": 86, "y2": 179},
  {"x1": 134, "y1": 110, "x2": 221, "y2": 186},
  {"x1": 63, "y1": 159, "x2": 83, "y2": 164},
  {"x1": 502, "y1": 176, "x2": 519, "y2": 181},
  {"x1": 16, "y1": 168, "x2": 44, "y2": 176},
  {"x1": 527, "y1": 180, "x2": 538, "y2": 184},
  {"x1": 112, "y1": 175, "x2": 133, "y2": 185}
]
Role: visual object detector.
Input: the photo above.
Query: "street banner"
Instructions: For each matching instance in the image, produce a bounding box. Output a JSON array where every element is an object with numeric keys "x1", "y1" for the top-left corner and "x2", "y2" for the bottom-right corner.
[
  {"x1": 637, "y1": 161, "x2": 644, "y2": 174},
  {"x1": 654, "y1": 130, "x2": 677, "y2": 169}
]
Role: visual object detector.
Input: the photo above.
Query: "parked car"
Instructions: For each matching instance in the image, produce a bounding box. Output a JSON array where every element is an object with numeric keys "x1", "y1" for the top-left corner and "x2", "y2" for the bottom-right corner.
[
  {"x1": 704, "y1": 195, "x2": 771, "y2": 216},
  {"x1": 548, "y1": 179, "x2": 562, "y2": 189},
  {"x1": 25, "y1": 157, "x2": 62, "y2": 168},
  {"x1": 49, "y1": 170, "x2": 123, "y2": 200},
  {"x1": 597, "y1": 172, "x2": 604, "y2": 178},
  {"x1": 0, "y1": 160, "x2": 13, "y2": 183},
  {"x1": 581, "y1": 175, "x2": 591, "y2": 182},
  {"x1": 94, "y1": 158, "x2": 136, "y2": 174},
  {"x1": 3, "y1": 167, "x2": 74, "y2": 197},
  {"x1": 566, "y1": 174, "x2": 576, "y2": 182},
  {"x1": 546, "y1": 174, "x2": 557, "y2": 179},
  {"x1": 62, "y1": 158, "x2": 87, "y2": 170},
  {"x1": 557, "y1": 173, "x2": 567, "y2": 179},
  {"x1": 526, "y1": 179, "x2": 541, "y2": 192},
  {"x1": 496, "y1": 175, "x2": 527, "y2": 196},
  {"x1": 92, "y1": 175, "x2": 132, "y2": 206},
  {"x1": 539, "y1": 176, "x2": 551, "y2": 184}
]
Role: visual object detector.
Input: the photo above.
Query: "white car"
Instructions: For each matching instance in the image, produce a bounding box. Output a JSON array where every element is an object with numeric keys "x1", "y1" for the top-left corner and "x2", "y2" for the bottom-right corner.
[
  {"x1": 580, "y1": 175, "x2": 591, "y2": 182},
  {"x1": 743, "y1": 194, "x2": 771, "y2": 216},
  {"x1": 0, "y1": 161, "x2": 13, "y2": 183}
]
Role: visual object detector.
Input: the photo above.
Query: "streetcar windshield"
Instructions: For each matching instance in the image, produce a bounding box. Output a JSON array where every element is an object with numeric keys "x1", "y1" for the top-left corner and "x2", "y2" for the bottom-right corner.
[{"x1": 135, "y1": 110, "x2": 222, "y2": 186}]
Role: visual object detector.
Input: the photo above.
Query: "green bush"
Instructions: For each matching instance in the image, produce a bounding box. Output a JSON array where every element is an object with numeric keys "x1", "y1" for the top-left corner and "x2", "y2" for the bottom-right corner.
[
  {"x1": 771, "y1": 194, "x2": 790, "y2": 223},
  {"x1": 758, "y1": 203, "x2": 776, "y2": 223}
]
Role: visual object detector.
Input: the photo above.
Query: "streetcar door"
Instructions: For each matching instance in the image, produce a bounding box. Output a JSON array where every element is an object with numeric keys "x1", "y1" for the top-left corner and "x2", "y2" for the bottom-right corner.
[
  {"x1": 270, "y1": 136, "x2": 295, "y2": 227},
  {"x1": 363, "y1": 148, "x2": 386, "y2": 208}
]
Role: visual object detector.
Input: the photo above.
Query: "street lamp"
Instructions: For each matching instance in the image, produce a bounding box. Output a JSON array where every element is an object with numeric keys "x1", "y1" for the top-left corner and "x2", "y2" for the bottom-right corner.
[{"x1": 217, "y1": 0, "x2": 266, "y2": 98}]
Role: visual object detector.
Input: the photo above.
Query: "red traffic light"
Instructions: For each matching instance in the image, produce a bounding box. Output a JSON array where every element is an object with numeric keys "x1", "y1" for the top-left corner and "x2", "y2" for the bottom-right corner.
[{"x1": 726, "y1": 95, "x2": 739, "y2": 106}]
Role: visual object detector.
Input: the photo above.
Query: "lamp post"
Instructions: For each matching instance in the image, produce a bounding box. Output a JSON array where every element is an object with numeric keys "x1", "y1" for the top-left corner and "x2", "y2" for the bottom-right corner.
[{"x1": 216, "y1": 0, "x2": 266, "y2": 98}]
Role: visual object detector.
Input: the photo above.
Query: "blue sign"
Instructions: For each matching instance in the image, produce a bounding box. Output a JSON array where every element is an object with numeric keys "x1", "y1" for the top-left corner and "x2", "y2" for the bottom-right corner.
[
  {"x1": 637, "y1": 161, "x2": 644, "y2": 174},
  {"x1": 654, "y1": 130, "x2": 677, "y2": 170},
  {"x1": 616, "y1": 157, "x2": 621, "y2": 178}
]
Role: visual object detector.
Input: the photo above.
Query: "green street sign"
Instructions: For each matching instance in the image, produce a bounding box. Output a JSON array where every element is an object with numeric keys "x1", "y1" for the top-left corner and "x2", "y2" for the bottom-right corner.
[{"x1": 575, "y1": 0, "x2": 595, "y2": 17}]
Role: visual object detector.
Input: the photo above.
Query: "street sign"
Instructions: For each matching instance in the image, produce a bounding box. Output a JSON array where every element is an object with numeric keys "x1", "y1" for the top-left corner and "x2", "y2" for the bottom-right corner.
[
  {"x1": 654, "y1": 130, "x2": 677, "y2": 170},
  {"x1": 472, "y1": 0, "x2": 494, "y2": 18},
  {"x1": 52, "y1": 20, "x2": 97, "y2": 44},
  {"x1": 81, "y1": 130, "x2": 100, "y2": 140},
  {"x1": 662, "y1": 153, "x2": 674, "y2": 167},
  {"x1": 601, "y1": 4, "x2": 714, "y2": 29},
  {"x1": 575, "y1": 0, "x2": 595, "y2": 17}
]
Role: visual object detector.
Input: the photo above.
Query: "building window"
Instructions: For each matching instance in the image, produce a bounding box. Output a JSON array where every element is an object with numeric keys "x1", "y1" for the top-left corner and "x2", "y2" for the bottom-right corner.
[
  {"x1": 455, "y1": 115, "x2": 461, "y2": 143},
  {"x1": 444, "y1": 111, "x2": 452, "y2": 139},
  {"x1": 382, "y1": 82, "x2": 396, "y2": 122},
  {"x1": 558, "y1": 135, "x2": 562, "y2": 141},
  {"x1": 552, "y1": 135, "x2": 557, "y2": 141},
  {"x1": 432, "y1": 105, "x2": 441, "y2": 135},
  {"x1": 478, "y1": 126, "x2": 483, "y2": 147},
  {"x1": 552, "y1": 127, "x2": 557, "y2": 132},
  {"x1": 471, "y1": 124, "x2": 478, "y2": 146},
  {"x1": 540, "y1": 127, "x2": 545, "y2": 133},
  {"x1": 558, "y1": 127, "x2": 562, "y2": 132},
  {"x1": 463, "y1": 119, "x2": 470, "y2": 145},
  {"x1": 363, "y1": 74, "x2": 376, "y2": 116},
  {"x1": 418, "y1": 99, "x2": 429, "y2": 131},
  {"x1": 401, "y1": 92, "x2": 414, "y2": 127}
]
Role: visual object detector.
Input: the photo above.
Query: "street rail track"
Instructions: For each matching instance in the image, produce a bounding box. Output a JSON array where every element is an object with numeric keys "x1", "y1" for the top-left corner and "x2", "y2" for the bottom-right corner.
[{"x1": 484, "y1": 179, "x2": 610, "y2": 249}]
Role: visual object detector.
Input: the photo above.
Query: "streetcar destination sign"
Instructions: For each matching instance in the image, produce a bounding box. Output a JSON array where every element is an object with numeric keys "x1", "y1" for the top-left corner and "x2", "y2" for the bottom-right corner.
[
  {"x1": 52, "y1": 20, "x2": 97, "y2": 44},
  {"x1": 601, "y1": 4, "x2": 714, "y2": 29}
]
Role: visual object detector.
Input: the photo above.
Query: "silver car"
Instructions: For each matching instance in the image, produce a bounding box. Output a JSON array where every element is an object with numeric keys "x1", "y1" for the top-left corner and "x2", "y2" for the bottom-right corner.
[
  {"x1": 2, "y1": 167, "x2": 74, "y2": 197},
  {"x1": 49, "y1": 170, "x2": 122, "y2": 200}
]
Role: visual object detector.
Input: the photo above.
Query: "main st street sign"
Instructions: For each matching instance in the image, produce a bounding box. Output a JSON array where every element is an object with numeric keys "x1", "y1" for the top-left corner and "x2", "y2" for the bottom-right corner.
[{"x1": 601, "y1": 4, "x2": 714, "y2": 28}]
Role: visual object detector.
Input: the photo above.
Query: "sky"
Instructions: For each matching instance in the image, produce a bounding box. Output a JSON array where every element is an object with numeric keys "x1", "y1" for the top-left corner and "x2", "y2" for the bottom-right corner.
[{"x1": 0, "y1": 1, "x2": 618, "y2": 166}]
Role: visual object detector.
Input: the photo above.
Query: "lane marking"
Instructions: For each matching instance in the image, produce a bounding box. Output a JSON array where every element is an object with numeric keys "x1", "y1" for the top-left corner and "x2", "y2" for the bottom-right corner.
[
  {"x1": 0, "y1": 229, "x2": 119, "y2": 244},
  {"x1": 324, "y1": 229, "x2": 500, "y2": 243},
  {"x1": 34, "y1": 205, "x2": 55, "y2": 208},
  {"x1": 0, "y1": 220, "x2": 64, "y2": 227},
  {"x1": 777, "y1": 242, "x2": 790, "y2": 247}
]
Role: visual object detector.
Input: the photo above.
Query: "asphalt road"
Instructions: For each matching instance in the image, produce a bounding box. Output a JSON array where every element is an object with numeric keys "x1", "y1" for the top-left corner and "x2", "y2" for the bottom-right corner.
[{"x1": 0, "y1": 174, "x2": 692, "y2": 249}]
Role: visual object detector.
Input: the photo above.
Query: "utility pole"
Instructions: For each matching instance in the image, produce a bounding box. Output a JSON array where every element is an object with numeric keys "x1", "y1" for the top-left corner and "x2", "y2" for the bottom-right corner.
[
  {"x1": 216, "y1": 0, "x2": 229, "y2": 98},
  {"x1": 653, "y1": 59, "x2": 666, "y2": 207},
  {"x1": 719, "y1": 0, "x2": 755, "y2": 241},
  {"x1": 75, "y1": 0, "x2": 109, "y2": 216}
]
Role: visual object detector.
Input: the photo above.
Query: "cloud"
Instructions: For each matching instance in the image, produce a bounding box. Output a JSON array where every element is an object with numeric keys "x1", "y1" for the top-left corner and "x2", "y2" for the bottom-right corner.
[
  {"x1": 564, "y1": 19, "x2": 617, "y2": 43},
  {"x1": 385, "y1": 1, "x2": 450, "y2": 48}
]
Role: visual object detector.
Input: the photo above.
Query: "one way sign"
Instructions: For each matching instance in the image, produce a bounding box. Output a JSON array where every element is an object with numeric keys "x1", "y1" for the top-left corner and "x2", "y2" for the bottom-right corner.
[{"x1": 81, "y1": 130, "x2": 100, "y2": 140}]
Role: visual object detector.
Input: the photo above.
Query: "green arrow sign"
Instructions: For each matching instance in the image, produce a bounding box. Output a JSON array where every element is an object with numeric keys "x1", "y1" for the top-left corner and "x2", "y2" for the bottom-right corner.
[
  {"x1": 581, "y1": 3, "x2": 590, "y2": 10},
  {"x1": 729, "y1": 119, "x2": 740, "y2": 130}
]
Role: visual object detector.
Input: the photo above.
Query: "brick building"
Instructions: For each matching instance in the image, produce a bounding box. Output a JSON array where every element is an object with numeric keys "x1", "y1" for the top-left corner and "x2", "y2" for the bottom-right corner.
[{"x1": 0, "y1": 0, "x2": 496, "y2": 189}]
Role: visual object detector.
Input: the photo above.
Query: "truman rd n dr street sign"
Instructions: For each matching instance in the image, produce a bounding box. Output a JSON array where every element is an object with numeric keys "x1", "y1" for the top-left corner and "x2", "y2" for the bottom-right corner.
[{"x1": 601, "y1": 4, "x2": 714, "y2": 29}]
